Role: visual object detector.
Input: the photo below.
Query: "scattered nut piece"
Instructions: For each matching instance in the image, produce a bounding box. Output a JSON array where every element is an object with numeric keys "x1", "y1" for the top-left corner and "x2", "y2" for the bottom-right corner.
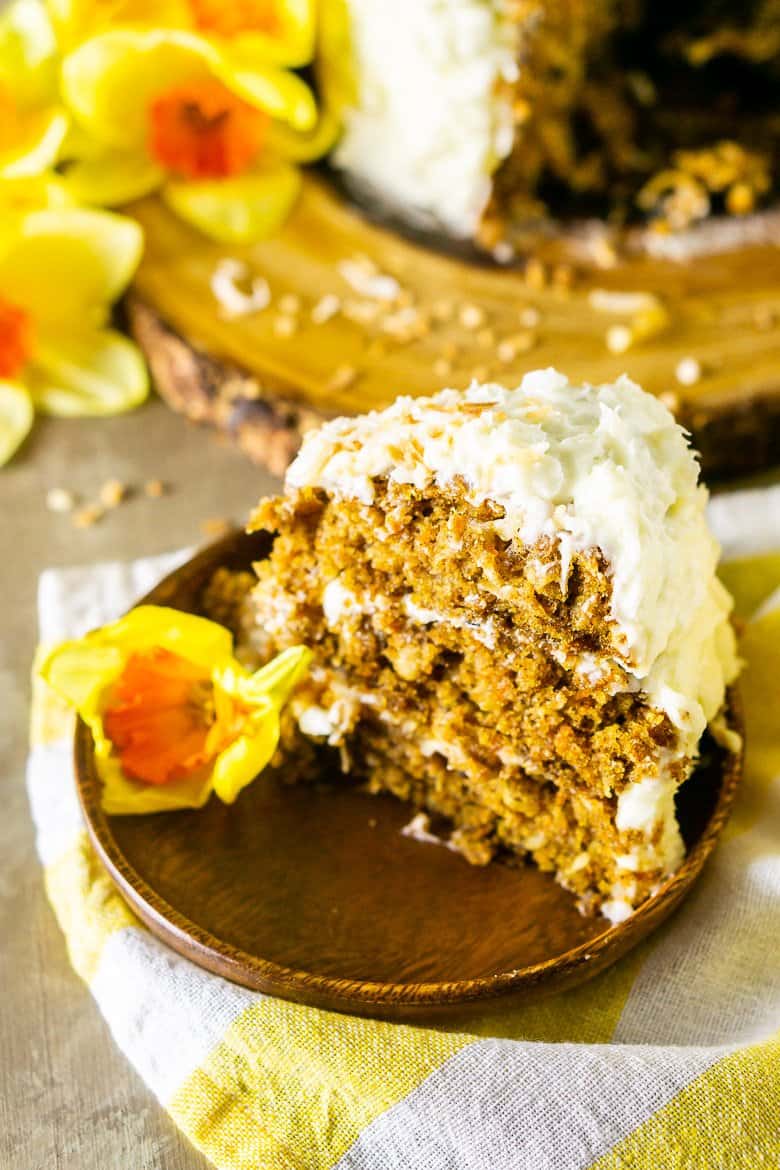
[
  {"x1": 658, "y1": 390, "x2": 681, "y2": 412},
  {"x1": 606, "y1": 324, "x2": 632, "y2": 354},
  {"x1": 144, "y1": 479, "x2": 166, "y2": 498},
  {"x1": 311, "y1": 293, "x2": 341, "y2": 325},
  {"x1": 492, "y1": 241, "x2": 515, "y2": 265},
  {"x1": 459, "y1": 303, "x2": 486, "y2": 330},
  {"x1": 99, "y1": 478, "x2": 127, "y2": 508},
  {"x1": 273, "y1": 315, "x2": 297, "y2": 338},
  {"x1": 210, "y1": 258, "x2": 270, "y2": 320},
  {"x1": 588, "y1": 289, "x2": 662, "y2": 315},
  {"x1": 675, "y1": 356, "x2": 702, "y2": 386},
  {"x1": 46, "y1": 487, "x2": 76, "y2": 513},
  {"x1": 518, "y1": 305, "x2": 541, "y2": 328},
  {"x1": 73, "y1": 505, "x2": 103, "y2": 529},
  {"x1": 277, "y1": 293, "x2": 301, "y2": 315},
  {"x1": 338, "y1": 255, "x2": 400, "y2": 301},
  {"x1": 326, "y1": 364, "x2": 358, "y2": 393},
  {"x1": 497, "y1": 340, "x2": 517, "y2": 364}
]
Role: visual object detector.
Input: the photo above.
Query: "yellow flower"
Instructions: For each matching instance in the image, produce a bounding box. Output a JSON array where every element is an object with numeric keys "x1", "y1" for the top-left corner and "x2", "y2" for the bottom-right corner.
[
  {"x1": 0, "y1": 205, "x2": 148, "y2": 465},
  {"x1": 49, "y1": 0, "x2": 316, "y2": 68},
  {"x1": 59, "y1": 26, "x2": 335, "y2": 242},
  {"x1": 39, "y1": 604, "x2": 312, "y2": 814},
  {"x1": 0, "y1": 0, "x2": 69, "y2": 179}
]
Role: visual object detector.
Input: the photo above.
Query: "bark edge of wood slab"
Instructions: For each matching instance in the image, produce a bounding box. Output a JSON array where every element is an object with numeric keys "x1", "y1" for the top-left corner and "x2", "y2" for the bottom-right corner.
[{"x1": 128, "y1": 295, "x2": 780, "y2": 482}]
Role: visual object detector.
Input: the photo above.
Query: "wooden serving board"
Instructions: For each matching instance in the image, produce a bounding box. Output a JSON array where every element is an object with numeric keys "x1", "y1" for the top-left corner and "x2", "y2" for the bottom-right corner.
[{"x1": 128, "y1": 175, "x2": 780, "y2": 479}]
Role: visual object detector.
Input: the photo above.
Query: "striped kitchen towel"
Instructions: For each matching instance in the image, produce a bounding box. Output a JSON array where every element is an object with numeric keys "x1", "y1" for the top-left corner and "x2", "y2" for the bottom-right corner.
[{"x1": 28, "y1": 483, "x2": 780, "y2": 1170}]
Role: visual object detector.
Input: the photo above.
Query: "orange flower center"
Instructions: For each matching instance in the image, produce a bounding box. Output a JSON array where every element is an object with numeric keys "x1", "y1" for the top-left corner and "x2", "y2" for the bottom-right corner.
[
  {"x1": 189, "y1": 0, "x2": 280, "y2": 37},
  {"x1": 104, "y1": 647, "x2": 225, "y2": 786},
  {"x1": 0, "y1": 295, "x2": 32, "y2": 379},
  {"x1": 148, "y1": 80, "x2": 268, "y2": 180}
]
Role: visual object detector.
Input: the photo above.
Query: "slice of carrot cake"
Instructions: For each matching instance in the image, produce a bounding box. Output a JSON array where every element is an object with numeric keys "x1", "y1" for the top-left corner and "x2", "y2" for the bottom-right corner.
[{"x1": 246, "y1": 369, "x2": 739, "y2": 921}]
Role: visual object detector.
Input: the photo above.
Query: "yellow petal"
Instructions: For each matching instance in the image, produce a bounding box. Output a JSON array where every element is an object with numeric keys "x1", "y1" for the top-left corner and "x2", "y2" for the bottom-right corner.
[
  {"x1": 61, "y1": 29, "x2": 218, "y2": 151},
  {"x1": 237, "y1": 644, "x2": 312, "y2": 707},
  {"x1": 0, "y1": 207, "x2": 143, "y2": 327},
  {"x1": 162, "y1": 162, "x2": 301, "y2": 243},
  {"x1": 213, "y1": 49, "x2": 317, "y2": 130},
  {"x1": 49, "y1": 0, "x2": 191, "y2": 52},
  {"x1": 211, "y1": 0, "x2": 316, "y2": 69},
  {"x1": 97, "y1": 750, "x2": 215, "y2": 815},
  {"x1": 211, "y1": 712, "x2": 281, "y2": 803},
  {"x1": 0, "y1": 379, "x2": 34, "y2": 466},
  {"x1": 27, "y1": 328, "x2": 149, "y2": 417},
  {"x1": 266, "y1": 108, "x2": 340, "y2": 162},
  {"x1": 0, "y1": 0, "x2": 59, "y2": 107},
  {"x1": 62, "y1": 151, "x2": 165, "y2": 206},
  {"x1": 0, "y1": 174, "x2": 78, "y2": 217},
  {"x1": 39, "y1": 605, "x2": 236, "y2": 720},
  {"x1": 0, "y1": 107, "x2": 69, "y2": 179}
]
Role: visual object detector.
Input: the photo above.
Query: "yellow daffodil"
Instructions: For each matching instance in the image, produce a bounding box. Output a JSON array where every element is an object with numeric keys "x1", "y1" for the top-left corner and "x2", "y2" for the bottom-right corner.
[
  {"x1": 59, "y1": 26, "x2": 335, "y2": 242},
  {"x1": 49, "y1": 0, "x2": 316, "y2": 68},
  {"x1": 39, "y1": 604, "x2": 312, "y2": 814},
  {"x1": 0, "y1": 0, "x2": 69, "y2": 179},
  {"x1": 0, "y1": 205, "x2": 148, "y2": 465}
]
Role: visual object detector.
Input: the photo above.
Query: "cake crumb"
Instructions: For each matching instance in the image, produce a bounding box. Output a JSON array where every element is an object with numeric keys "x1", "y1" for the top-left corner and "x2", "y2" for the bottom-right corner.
[
  {"x1": 519, "y1": 305, "x2": 541, "y2": 328},
  {"x1": 278, "y1": 293, "x2": 301, "y2": 315},
  {"x1": 46, "y1": 487, "x2": 76, "y2": 513},
  {"x1": 675, "y1": 357, "x2": 702, "y2": 386},
  {"x1": 273, "y1": 315, "x2": 297, "y2": 338},
  {"x1": 73, "y1": 505, "x2": 103, "y2": 528},
  {"x1": 144, "y1": 479, "x2": 166, "y2": 498},
  {"x1": 459, "y1": 304, "x2": 486, "y2": 330},
  {"x1": 606, "y1": 324, "x2": 633, "y2": 354},
  {"x1": 326, "y1": 364, "x2": 359, "y2": 393},
  {"x1": 311, "y1": 293, "x2": 341, "y2": 324},
  {"x1": 99, "y1": 478, "x2": 128, "y2": 508}
]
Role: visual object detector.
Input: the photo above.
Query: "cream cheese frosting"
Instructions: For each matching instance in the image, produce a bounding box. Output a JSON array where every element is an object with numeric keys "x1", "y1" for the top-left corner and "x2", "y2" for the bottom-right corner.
[
  {"x1": 286, "y1": 369, "x2": 740, "y2": 765},
  {"x1": 330, "y1": 0, "x2": 517, "y2": 237}
]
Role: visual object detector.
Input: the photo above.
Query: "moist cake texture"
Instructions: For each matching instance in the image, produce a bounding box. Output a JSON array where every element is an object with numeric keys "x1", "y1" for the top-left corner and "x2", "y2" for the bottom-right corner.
[{"x1": 245, "y1": 370, "x2": 739, "y2": 921}]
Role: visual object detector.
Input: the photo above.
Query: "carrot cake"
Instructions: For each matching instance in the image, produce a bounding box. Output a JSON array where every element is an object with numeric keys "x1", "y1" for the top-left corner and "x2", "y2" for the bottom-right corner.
[
  {"x1": 244, "y1": 369, "x2": 740, "y2": 921},
  {"x1": 320, "y1": 0, "x2": 777, "y2": 249}
]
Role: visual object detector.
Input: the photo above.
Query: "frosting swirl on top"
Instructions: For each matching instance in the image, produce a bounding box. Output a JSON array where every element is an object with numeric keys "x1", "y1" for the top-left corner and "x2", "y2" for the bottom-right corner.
[{"x1": 287, "y1": 368, "x2": 739, "y2": 747}]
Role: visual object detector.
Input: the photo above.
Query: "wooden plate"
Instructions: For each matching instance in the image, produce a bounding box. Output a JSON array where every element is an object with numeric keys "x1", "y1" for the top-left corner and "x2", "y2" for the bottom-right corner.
[
  {"x1": 127, "y1": 176, "x2": 780, "y2": 480},
  {"x1": 74, "y1": 532, "x2": 744, "y2": 1020}
]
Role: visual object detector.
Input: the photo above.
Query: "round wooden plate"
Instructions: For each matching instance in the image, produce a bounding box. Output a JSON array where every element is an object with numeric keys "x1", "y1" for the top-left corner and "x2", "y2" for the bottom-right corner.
[{"x1": 74, "y1": 532, "x2": 744, "y2": 1021}]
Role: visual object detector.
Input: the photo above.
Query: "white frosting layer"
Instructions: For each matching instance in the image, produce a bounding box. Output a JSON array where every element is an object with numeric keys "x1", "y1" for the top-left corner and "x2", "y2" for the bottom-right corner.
[
  {"x1": 287, "y1": 370, "x2": 739, "y2": 765},
  {"x1": 331, "y1": 0, "x2": 517, "y2": 236}
]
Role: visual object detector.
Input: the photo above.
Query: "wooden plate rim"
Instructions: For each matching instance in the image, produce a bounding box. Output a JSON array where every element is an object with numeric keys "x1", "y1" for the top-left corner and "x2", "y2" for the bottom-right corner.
[{"x1": 73, "y1": 534, "x2": 744, "y2": 1012}]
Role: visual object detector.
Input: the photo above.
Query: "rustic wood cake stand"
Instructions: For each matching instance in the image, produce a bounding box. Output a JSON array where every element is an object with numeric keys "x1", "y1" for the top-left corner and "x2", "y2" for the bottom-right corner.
[{"x1": 127, "y1": 176, "x2": 780, "y2": 480}]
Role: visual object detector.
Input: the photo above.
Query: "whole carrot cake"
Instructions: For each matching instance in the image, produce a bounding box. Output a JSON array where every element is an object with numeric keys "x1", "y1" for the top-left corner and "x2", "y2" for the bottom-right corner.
[{"x1": 244, "y1": 369, "x2": 739, "y2": 921}]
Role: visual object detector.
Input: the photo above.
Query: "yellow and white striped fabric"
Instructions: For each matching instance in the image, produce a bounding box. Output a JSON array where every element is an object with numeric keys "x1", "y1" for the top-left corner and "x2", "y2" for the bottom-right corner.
[{"x1": 28, "y1": 484, "x2": 780, "y2": 1170}]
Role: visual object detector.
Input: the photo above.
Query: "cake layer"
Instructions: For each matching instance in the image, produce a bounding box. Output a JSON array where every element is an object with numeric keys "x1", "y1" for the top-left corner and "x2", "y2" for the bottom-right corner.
[
  {"x1": 246, "y1": 373, "x2": 739, "y2": 919},
  {"x1": 283, "y1": 371, "x2": 738, "y2": 759}
]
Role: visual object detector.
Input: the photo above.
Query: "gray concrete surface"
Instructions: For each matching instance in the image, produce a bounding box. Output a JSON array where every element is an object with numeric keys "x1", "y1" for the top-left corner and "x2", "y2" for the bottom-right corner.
[{"x1": 0, "y1": 399, "x2": 278, "y2": 1170}]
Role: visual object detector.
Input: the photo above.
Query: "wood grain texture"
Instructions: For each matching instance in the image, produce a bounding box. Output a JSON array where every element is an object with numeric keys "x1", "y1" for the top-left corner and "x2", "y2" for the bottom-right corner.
[
  {"x1": 128, "y1": 177, "x2": 780, "y2": 480},
  {"x1": 74, "y1": 532, "x2": 744, "y2": 1023}
]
